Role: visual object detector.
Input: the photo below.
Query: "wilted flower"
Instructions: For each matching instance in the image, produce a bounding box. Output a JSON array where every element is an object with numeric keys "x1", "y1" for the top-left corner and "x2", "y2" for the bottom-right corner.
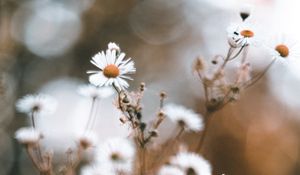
[
  {"x1": 164, "y1": 103, "x2": 203, "y2": 132},
  {"x1": 170, "y1": 152, "x2": 212, "y2": 175},
  {"x1": 15, "y1": 127, "x2": 41, "y2": 145},
  {"x1": 87, "y1": 43, "x2": 136, "y2": 90},
  {"x1": 78, "y1": 84, "x2": 114, "y2": 99},
  {"x1": 158, "y1": 165, "x2": 185, "y2": 175},
  {"x1": 16, "y1": 94, "x2": 57, "y2": 115},
  {"x1": 108, "y1": 42, "x2": 120, "y2": 53},
  {"x1": 96, "y1": 138, "x2": 135, "y2": 173},
  {"x1": 78, "y1": 132, "x2": 98, "y2": 150},
  {"x1": 239, "y1": 4, "x2": 253, "y2": 21}
]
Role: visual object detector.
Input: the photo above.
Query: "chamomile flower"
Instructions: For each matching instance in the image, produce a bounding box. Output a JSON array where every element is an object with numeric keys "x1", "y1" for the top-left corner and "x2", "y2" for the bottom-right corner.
[
  {"x1": 78, "y1": 84, "x2": 114, "y2": 99},
  {"x1": 96, "y1": 138, "x2": 135, "y2": 173},
  {"x1": 15, "y1": 127, "x2": 41, "y2": 145},
  {"x1": 87, "y1": 44, "x2": 136, "y2": 90},
  {"x1": 164, "y1": 103, "x2": 203, "y2": 132},
  {"x1": 78, "y1": 132, "x2": 98, "y2": 150},
  {"x1": 16, "y1": 94, "x2": 57, "y2": 115},
  {"x1": 158, "y1": 165, "x2": 185, "y2": 175},
  {"x1": 170, "y1": 152, "x2": 212, "y2": 175},
  {"x1": 227, "y1": 22, "x2": 258, "y2": 47},
  {"x1": 266, "y1": 35, "x2": 299, "y2": 60}
]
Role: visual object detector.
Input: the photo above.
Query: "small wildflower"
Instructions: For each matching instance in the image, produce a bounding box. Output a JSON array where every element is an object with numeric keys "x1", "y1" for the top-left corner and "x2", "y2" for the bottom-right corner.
[
  {"x1": 96, "y1": 138, "x2": 135, "y2": 173},
  {"x1": 78, "y1": 84, "x2": 114, "y2": 99},
  {"x1": 16, "y1": 94, "x2": 57, "y2": 115},
  {"x1": 170, "y1": 152, "x2": 212, "y2": 175},
  {"x1": 15, "y1": 127, "x2": 41, "y2": 145},
  {"x1": 87, "y1": 43, "x2": 136, "y2": 90},
  {"x1": 266, "y1": 36, "x2": 299, "y2": 60},
  {"x1": 164, "y1": 104, "x2": 203, "y2": 132},
  {"x1": 227, "y1": 23, "x2": 257, "y2": 47}
]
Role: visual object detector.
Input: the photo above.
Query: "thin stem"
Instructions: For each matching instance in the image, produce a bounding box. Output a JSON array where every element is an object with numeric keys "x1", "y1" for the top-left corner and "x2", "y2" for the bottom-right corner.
[
  {"x1": 196, "y1": 112, "x2": 213, "y2": 152},
  {"x1": 89, "y1": 99, "x2": 100, "y2": 131},
  {"x1": 140, "y1": 147, "x2": 146, "y2": 175},
  {"x1": 150, "y1": 127, "x2": 184, "y2": 169},
  {"x1": 84, "y1": 97, "x2": 96, "y2": 133},
  {"x1": 31, "y1": 111, "x2": 36, "y2": 128},
  {"x1": 228, "y1": 45, "x2": 245, "y2": 61},
  {"x1": 26, "y1": 145, "x2": 41, "y2": 171},
  {"x1": 243, "y1": 58, "x2": 277, "y2": 89}
]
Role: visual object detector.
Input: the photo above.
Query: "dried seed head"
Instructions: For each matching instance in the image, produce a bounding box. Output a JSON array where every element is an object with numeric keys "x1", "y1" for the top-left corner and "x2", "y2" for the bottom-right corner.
[
  {"x1": 149, "y1": 130, "x2": 158, "y2": 137},
  {"x1": 158, "y1": 111, "x2": 165, "y2": 118},
  {"x1": 275, "y1": 44, "x2": 289, "y2": 58},
  {"x1": 119, "y1": 116, "x2": 127, "y2": 123},
  {"x1": 160, "y1": 91, "x2": 167, "y2": 99},
  {"x1": 103, "y1": 64, "x2": 120, "y2": 78},
  {"x1": 239, "y1": 4, "x2": 252, "y2": 21},
  {"x1": 111, "y1": 152, "x2": 121, "y2": 161},
  {"x1": 140, "y1": 122, "x2": 147, "y2": 131},
  {"x1": 80, "y1": 138, "x2": 92, "y2": 149},
  {"x1": 193, "y1": 57, "x2": 205, "y2": 71},
  {"x1": 140, "y1": 82, "x2": 146, "y2": 91},
  {"x1": 240, "y1": 29, "x2": 254, "y2": 38}
]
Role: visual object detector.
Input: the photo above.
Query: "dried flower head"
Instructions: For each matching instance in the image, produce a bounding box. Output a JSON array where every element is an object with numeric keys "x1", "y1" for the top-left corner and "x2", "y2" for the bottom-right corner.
[
  {"x1": 78, "y1": 84, "x2": 114, "y2": 99},
  {"x1": 87, "y1": 43, "x2": 136, "y2": 90},
  {"x1": 79, "y1": 132, "x2": 98, "y2": 150},
  {"x1": 96, "y1": 138, "x2": 135, "y2": 173},
  {"x1": 158, "y1": 165, "x2": 185, "y2": 175},
  {"x1": 164, "y1": 104, "x2": 203, "y2": 132},
  {"x1": 16, "y1": 94, "x2": 57, "y2": 115},
  {"x1": 15, "y1": 127, "x2": 41, "y2": 145},
  {"x1": 170, "y1": 152, "x2": 212, "y2": 175},
  {"x1": 193, "y1": 57, "x2": 206, "y2": 72},
  {"x1": 108, "y1": 42, "x2": 120, "y2": 53},
  {"x1": 239, "y1": 4, "x2": 253, "y2": 21}
]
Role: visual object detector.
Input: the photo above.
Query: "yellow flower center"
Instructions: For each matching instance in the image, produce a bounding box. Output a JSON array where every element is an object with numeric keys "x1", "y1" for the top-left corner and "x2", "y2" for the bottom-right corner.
[
  {"x1": 275, "y1": 44, "x2": 289, "y2": 58},
  {"x1": 103, "y1": 64, "x2": 120, "y2": 78},
  {"x1": 240, "y1": 29, "x2": 254, "y2": 38}
]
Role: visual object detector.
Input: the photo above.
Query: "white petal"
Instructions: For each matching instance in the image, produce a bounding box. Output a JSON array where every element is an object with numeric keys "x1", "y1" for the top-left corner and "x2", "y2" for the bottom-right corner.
[{"x1": 89, "y1": 73, "x2": 108, "y2": 86}]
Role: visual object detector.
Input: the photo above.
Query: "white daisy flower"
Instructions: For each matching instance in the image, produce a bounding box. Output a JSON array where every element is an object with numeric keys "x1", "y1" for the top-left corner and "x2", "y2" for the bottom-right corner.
[
  {"x1": 16, "y1": 94, "x2": 57, "y2": 115},
  {"x1": 78, "y1": 84, "x2": 114, "y2": 99},
  {"x1": 227, "y1": 22, "x2": 258, "y2": 48},
  {"x1": 108, "y1": 42, "x2": 120, "y2": 53},
  {"x1": 158, "y1": 165, "x2": 185, "y2": 175},
  {"x1": 80, "y1": 165, "x2": 114, "y2": 175},
  {"x1": 170, "y1": 152, "x2": 212, "y2": 175},
  {"x1": 96, "y1": 138, "x2": 135, "y2": 173},
  {"x1": 87, "y1": 45, "x2": 136, "y2": 90},
  {"x1": 78, "y1": 132, "x2": 98, "y2": 150},
  {"x1": 164, "y1": 103, "x2": 203, "y2": 132},
  {"x1": 266, "y1": 35, "x2": 299, "y2": 60},
  {"x1": 15, "y1": 127, "x2": 41, "y2": 145}
]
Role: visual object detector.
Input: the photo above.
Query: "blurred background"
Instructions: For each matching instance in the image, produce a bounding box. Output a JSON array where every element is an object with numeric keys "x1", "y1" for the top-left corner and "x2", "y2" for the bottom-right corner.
[{"x1": 1, "y1": 0, "x2": 300, "y2": 174}]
